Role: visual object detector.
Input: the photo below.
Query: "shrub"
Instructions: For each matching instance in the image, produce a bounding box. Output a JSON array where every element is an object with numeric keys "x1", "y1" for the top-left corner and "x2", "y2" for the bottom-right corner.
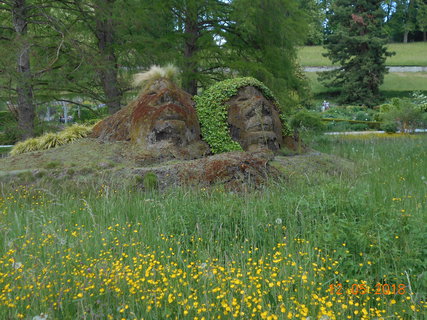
[
  {"x1": 59, "y1": 124, "x2": 92, "y2": 143},
  {"x1": 38, "y1": 133, "x2": 65, "y2": 150},
  {"x1": 381, "y1": 121, "x2": 398, "y2": 133},
  {"x1": 10, "y1": 124, "x2": 93, "y2": 155},
  {"x1": 379, "y1": 98, "x2": 427, "y2": 133},
  {"x1": 350, "y1": 123, "x2": 369, "y2": 131},
  {"x1": 354, "y1": 111, "x2": 373, "y2": 121},
  {"x1": 289, "y1": 110, "x2": 325, "y2": 132}
]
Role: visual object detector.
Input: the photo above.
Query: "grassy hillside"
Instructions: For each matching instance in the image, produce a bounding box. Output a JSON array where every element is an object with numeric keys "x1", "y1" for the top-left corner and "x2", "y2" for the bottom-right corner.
[
  {"x1": 305, "y1": 72, "x2": 427, "y2": 94},
  {"x1": 298, "y1": 42, "x2": 427, "y2": 66}
]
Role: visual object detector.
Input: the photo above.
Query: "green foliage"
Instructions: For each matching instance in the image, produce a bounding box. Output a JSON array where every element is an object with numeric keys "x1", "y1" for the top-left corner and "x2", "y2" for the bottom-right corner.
[
  {"x1": 320, "y1": 0, "x2": 394, "y2": 106},
  {"x1": 379, "y1": 97, "x2": 427, "y2": 132},
  {"x1": 194, "y1": 77, "x2": 280, "y2": 154},
  {"x1": 228, "y1": 0, "x2": 310, "y2": 108},
  {"x1": 289, "y1": 110, "x2": 324, "y2": 132},
  {"x1": 323, "y1": 105, "x2": 376, "y2": 120},
  {"x1": 10, "y1": 124, "x2": 93, "y2": 156},
  {"x1": 411, "y1": 91, "x2": 427, "y2": 111},
  {"x1": 0, "y1": 110, "x2": 15, "y2": 125},
  {"x1": 0, "y1": 110, "x2": 19, "y2": 144},
  {"x1": 73, "y1": 107, "x2": 108, "y2": 124},
  {"x1": 381, "y1": 121, "x2": 399, "y2": 133}
]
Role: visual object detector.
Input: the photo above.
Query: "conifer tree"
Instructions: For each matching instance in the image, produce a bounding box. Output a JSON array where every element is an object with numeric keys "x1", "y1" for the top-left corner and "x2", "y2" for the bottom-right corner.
[{"x1": 320, "y1": 0, "x2": 393, "y2": 106}]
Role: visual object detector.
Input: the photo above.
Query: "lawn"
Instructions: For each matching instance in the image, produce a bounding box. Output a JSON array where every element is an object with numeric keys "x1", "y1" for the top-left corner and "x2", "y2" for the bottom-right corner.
[
  {"x1": 298, "y1": 42, "x2": 427, "y2": 66},
  {"x1": 0, "y1": 135, "x2": 426, "y2": 319},
  {"x1": 305, "y1": 72, "x2": 427, "y2": 94}
]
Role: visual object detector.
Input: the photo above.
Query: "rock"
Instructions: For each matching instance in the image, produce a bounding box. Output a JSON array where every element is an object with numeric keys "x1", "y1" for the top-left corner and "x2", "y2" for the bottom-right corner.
[
  {"x1": 225, "y1": 86, "x2": 284, "y2": 153},
  {"x1": 91, "y1": 78, "x2": 209, "y2": 160}
]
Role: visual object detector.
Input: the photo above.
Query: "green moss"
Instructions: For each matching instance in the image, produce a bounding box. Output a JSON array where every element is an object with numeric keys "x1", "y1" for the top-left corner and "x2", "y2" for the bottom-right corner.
[{"x1": 195, "y1": 77, "x2": 287, "y2": 154}]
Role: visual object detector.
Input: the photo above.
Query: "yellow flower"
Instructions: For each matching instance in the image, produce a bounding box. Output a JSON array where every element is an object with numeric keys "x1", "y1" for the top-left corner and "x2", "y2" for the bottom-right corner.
[{"x1": 280, "y1": 304, "x2": 286, "y2": 313}]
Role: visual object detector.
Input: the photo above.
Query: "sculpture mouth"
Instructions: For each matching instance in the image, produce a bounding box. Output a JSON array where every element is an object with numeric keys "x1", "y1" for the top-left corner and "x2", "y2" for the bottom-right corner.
[
  {"x1": 245, "y1": 131, "x2": 280, "y2": 151},
  {"x1": 149, "y1": 119, "x2": 187, "y2": 145}
]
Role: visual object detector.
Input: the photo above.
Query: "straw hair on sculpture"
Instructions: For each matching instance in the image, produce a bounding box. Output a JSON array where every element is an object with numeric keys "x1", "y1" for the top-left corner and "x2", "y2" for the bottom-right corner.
[{"x1": 133, "y1": 64, "x2": 180, "y2": 88}]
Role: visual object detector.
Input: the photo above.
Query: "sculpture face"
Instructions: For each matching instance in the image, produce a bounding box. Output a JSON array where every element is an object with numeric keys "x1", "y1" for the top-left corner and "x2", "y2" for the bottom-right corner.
[
  {"x1": 130, "y1": 79, "x2": 208, "y2": 159},
  {"x1": 131, "y1": 90, "x2": 200, "y2": 148},
  {"x1": 226, "y1": 86, "x2": 283, "y2": 152},
  {"x1": 90, "y1": 78, "x2": 208, "y2": 160}
]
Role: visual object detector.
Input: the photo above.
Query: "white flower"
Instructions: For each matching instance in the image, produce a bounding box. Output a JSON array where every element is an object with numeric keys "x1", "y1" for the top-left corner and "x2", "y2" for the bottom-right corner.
[
  {"x1": 275, "y1": 218, "x2": 282, "y2": 225},
  {"x1": 12, "y1": 261, "x2": 23, "y2": 269},
  {"x1": 32, "y1": 314, "x2": 48, "y2": 320}
]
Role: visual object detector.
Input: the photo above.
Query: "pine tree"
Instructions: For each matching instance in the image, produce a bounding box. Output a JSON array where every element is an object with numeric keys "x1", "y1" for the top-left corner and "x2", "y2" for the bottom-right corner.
[{"x1": 320, "y1": 0, "x2": 393, "y2": 106}]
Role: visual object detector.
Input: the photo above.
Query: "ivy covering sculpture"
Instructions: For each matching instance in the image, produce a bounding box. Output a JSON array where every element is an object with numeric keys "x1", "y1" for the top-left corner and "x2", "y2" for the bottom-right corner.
[{"x1": 194, "y1": 77, "x2": 289, "y2": 154}]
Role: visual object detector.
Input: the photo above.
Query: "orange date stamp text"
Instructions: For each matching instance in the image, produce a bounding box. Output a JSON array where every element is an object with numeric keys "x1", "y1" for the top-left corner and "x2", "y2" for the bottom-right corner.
[{"x1": 329, "y1": 283, "x2": 406, "y2": 295}]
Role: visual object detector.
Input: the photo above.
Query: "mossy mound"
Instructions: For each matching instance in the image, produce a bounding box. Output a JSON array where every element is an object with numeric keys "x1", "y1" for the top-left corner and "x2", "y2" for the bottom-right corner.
[
  {"x1": 0, "y1": 137, "x2": 353, "y2": 193},
  {"x1": 195, "y1": 77, "x2": 291, "y2": 154}
]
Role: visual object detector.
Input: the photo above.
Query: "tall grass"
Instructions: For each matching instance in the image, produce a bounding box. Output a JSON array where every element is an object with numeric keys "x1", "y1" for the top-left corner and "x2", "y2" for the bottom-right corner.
[{"x1": 0, "y1": 135, "x2": 426, "y2": 319}]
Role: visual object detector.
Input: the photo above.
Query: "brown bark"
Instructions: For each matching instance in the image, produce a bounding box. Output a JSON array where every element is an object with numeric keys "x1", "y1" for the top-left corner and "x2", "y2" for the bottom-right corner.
[
  {"x1": 12, "y1": 0, "x2": 35, "y2": 139},
  {"x1": 183, "y1": 6, "x2": 199, "y2": 96},
  {"x1": 95, "y1": 0, "x2": 122, "y2": 114}
]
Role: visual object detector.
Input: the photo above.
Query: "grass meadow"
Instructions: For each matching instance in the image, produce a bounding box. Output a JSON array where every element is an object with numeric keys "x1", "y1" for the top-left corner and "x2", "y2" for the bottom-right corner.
[
  {"x1": 0, "y1": 134, "x2": 426, "y2": 319},
  {"x1": 298, "y1": 42, "x2": 427, "y2": 67},
  {"x1": 305, "y1": 72, "x2": 427, "y2": 95}
]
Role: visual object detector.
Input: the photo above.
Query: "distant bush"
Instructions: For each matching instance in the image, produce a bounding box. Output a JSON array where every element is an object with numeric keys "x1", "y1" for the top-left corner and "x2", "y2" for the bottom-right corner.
[
  {"x1": 322, "y1": 105, "x2": 376, "y2": 121},
  {"x1": 350, "y1": 123, "x2": 369, "y2": 131},
  {"x1": 379, "y1": 97, "x2": 427, "y2": 133},
  {"x1": 381, "y1": 121, "x2": 398, "y2": 133},
  {"x1": 289, "y1": 110, "x2": 325, "y2": 132}
]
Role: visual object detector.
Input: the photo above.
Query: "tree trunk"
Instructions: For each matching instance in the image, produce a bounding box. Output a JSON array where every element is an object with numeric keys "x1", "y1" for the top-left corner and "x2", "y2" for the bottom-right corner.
[
  {"x1": 423, "y1": 31, "x2": 427, "y2": 42},
  {"x1": 183, "y1": 6, "x2": 199, "y2": 96},
  {"x1": 12, "y1": 0, "x2": 35, "y2": 139},
  {"x1": 95, "y1": 0, "x2": 122, "y2": 114},
  {"x1": 403, "y1": 31, "x2": 408, "y2": 43}
]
